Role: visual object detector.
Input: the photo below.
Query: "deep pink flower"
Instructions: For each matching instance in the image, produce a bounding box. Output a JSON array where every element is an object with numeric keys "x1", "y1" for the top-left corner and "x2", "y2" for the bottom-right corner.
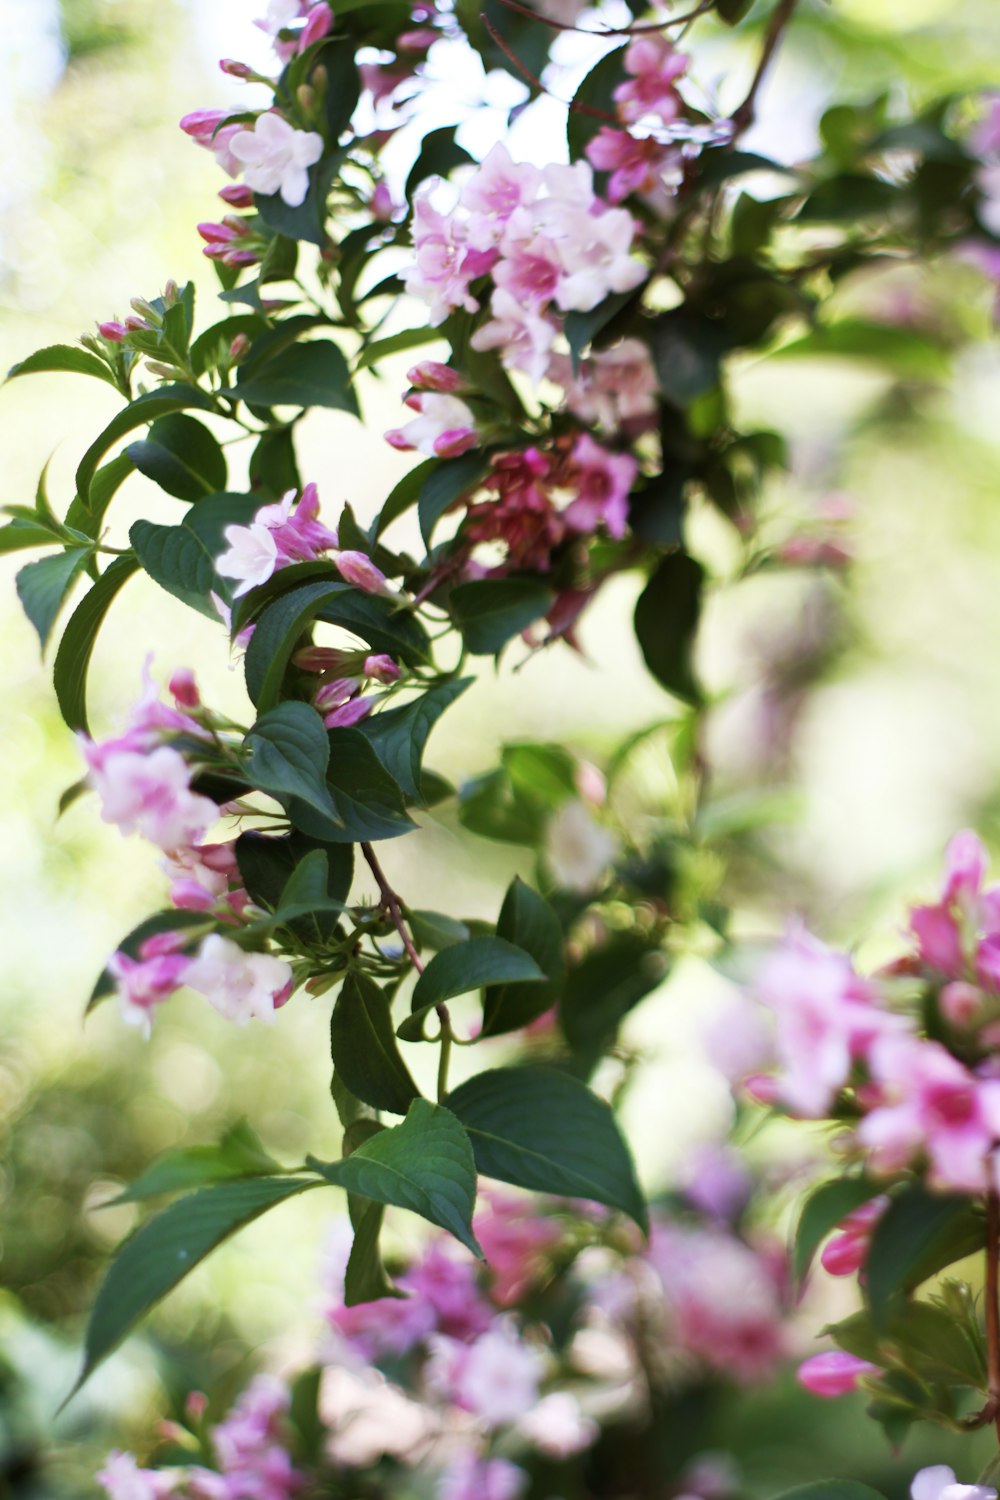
[
  {"x1": 473, "y1": 1190, "x2": 561, "y2": 1305},
  {"x1": 797, "y1": 1351, "x2": 878, "y2": 1397},
  {"x1": 614, "y1": 33, "x2": 688, "y2": 127},
  {"x1": 107, "y1": 949, "x2": 192, "y2": 1034},
  {"x1": 585, "y1": 127, "x2": 673, "y2": 204}
]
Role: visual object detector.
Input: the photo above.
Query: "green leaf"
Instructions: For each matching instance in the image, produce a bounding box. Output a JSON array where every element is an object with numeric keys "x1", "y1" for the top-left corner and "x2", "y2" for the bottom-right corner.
[
  {"x1": 566, "y1": 45, "x2": 627, "y2": 162},
  {"x1": 450, "y1": 577, "x2": 554, "y2": 655},
  {"x1": 651, "y1": 310, "x2": 733, "y2": 406},
  {"x1": 255, "y1": 149, "x2": 345, "y2": 246},
  {"x1": 235, "y1": 831, "x2": 353, "y2": 939},
  {"x1": 331, "y1": 971, "x2": 420, "y2": 1115},
  {"x1": 564, "y1": 288, "x2": 641, "y2": 372},
  {"x1": 797, "y1": 174, "x2": 901, "y2": 222},
  {"x1": 72, "y1": 1176, "x2": 319, "y2": 1395},
  {"x1": 772, "y1": 1487, "x2": 887, "y2": 1500},
  {"x1": 446, "y1": 1066, "x2": 647, "y2": 1233},
  {"x1": 793, "y1": 1177, "x2": 884, "y2": 1286},
  {"x1": 16, "y1": 547, "x2": 93, "y2": 649},
  {"x1": 109, "y1": 1122, "x2": 281, "y2": 1204},
  {"x1": 293, "y1": 727, "x2": 414, "y2": 844},
  {"x1": 66, "y1": 454, "x2": 135, "y2": 536},
  {"x1": 130, "y1": 494, "x2": 258, "y2": 616},
  {"x1": 235, "y1": 340, "x2": 359, "y2": 415},
  {"x1": 53, "y1": 556, "x2": 139, "y2": 730},
  {"x1": 356, "y1": 680, "x2": 471, "y2": 801},
  {"x1": 502, "y1": 743, "x2": 577, "y2": 806},
  {"x1": 560, "y1": 934, "x2": 664, "y2": 1066},
  {"x1": 774, "y1": 319, "x2": 950, "y2": 381},
  {"x1": 865, "y1": 1185, "x2": 985, "y2": 1331},
  {"x1": 715, "y1": 0, "x2": 754, "y2": 22},
  {"x1": 357, "y1": 326, "x2": 445, "y2": 371},
  {"x1": 8, "y1": 343, "x2": 118, "y2": 387},
  {"x1": 373, "y1": 458, "x2": 437, "y2": 538},
  {"x1": 419, "y1": 452, "x2": 490, "y2": 546},
  {"x1": 482, "y1": 879, "x2": 565, "y2": 1037},
  {"x1": 696, "y1": 149, "x2": 792, "y2": 187},
  {"x1": 126, "y1": 413, "x2": 227, "y2": 501},
  {"x1": 406, "y1": 937, "x2": 545, "y2": 1038},
  {"x1": 634, "y1": 552, "x2": 704, "y2": 704},
  {"x1": 75, "y1": 386, "x2": 215, "y2": 508},
  {"x1": 244, "y1": 702, "x2": 342, "y2": 823},
  {"x1": 405, "y1": 125, "x2": 475, "y2": 198},
  {"x1": 344, "y1": 1199, "x2": 401, "y2": 1305},
  {"x1": 309, "y1": 1098, "x2": 480, "y2": 1254},
  {"x1": 408, "y1": 910, "x2": 471, "y2": 952}
]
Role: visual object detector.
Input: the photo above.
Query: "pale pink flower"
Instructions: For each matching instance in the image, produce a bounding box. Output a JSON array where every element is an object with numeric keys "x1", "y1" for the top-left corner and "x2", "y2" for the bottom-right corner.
[
  {"x1": 797, "y1": 1351, "x2": 878, "y2": 1397},
  {"x1": 972, "y1": 97, "x2": 1000, "y2": 159},
  {"x1": 473, "y1": 1190, "x2": 560, "y2": 1305},
  {"x1": 402, "y1": 191, "x2": 494, "y2": 325},
  {"x1": 163, "y1": 841, "x2": 240, "y2": 910},
  {"x1": 385, "y1": 392, "x2": 477, "y2": 457},
  {"x1": 402, "y1": 1238, "x2": 493, "y2": 1340},
  {"x1": 184, "y1": 934, "x2": 293, "y2": 1025},
  {"x1": 586, "y1": 127, "x2": 676, "y2": 205},
  {"x1": 97, "y1": 1452, "x2": 173, "y2": 1500},
  {"x1": 544, "y1": 800, "x2": 618, "y2": 892},
  {"x1": 323, "y1": 696, "x2": 374, "y2": 729},
  {"x1": 179, "y1": 109, "x2": 243, "y2": 176},
  {"x1": 470, "y1": 288, "x2": 558, "y2": 386},
  {"x1": 681, "y1": 1143, "x2": 752, "y2": 1222},
  {"x1": 439, "y1": 1454, "x2": 527, "y2": 1500},
  {"x1": 299, "y1": 2, "x2": 333, "y2": 50},
  {"x1": 912, "y1": 1467, "x2": 997, "y2": 1500},
  {"x1": 552, "y1": 203, "x2": 647, "y2": 312},
  {"x1": 216, "y1": 521, "x2": 280, "y2": 597},
  {"x1": 230, "y1": 112, "x2": 323, "y2": 207},
  {"x1": 515, "y1": 1392, "x2": 598, "y2": 1457},
  {"x1": 461, "y1": 143, "x2": 543, "y2": 247},
  {"x1": 754, "y1": 925, "x2": 905, "y2": 1117},
  {"x1": 216, "y1": 485, "x2": 338, "y2": 596},
  {"x1": 427, "y1": 1322, "x2": 544, "y2": 1427},
  {"x1": 493, "y1": 229, "x2": 564, "y2": 311},
  {"x1": 107, "y1": 949, "x2": 192, "y2": 1035},
  {"x1": 82, "y1": 742, "x2": 218, "y2": 853},
  {"x1": 551, "y1": 339, "x2": 659, "y2": 432},
  {"x1": 333, "y1": 551, "x2": 396, "y2": 597},
  {"x1": 614, "y1": 34, "x2": 688, "y2": 127},
  {"x1": 858, "y1": 1035, "x2": 1000, "y2": 1192}
]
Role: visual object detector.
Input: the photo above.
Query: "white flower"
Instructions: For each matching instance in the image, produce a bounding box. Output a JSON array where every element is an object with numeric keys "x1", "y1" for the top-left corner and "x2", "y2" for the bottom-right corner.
[
  {"x1": 544, "y1": 800, "x2": 618, "y2": 892},
  {"x1": 394, "y1": 393, "x2": 477, "y2": 456},
  {"x1": 215, "y1": 520, "x2": 280, "y2": 597},
  {"x1": 515, "y1": 1391, "x2": 598, "y2": 1457},
  {"x1": 912, "y1": 1468, "x2": 997, "y2": 1500},
  {"x1": 230, "y1": 112, "x2": 324, "y2": 207},
  {"x1": 184, "y1": 934, "x2": 292, "y2": 1024}
]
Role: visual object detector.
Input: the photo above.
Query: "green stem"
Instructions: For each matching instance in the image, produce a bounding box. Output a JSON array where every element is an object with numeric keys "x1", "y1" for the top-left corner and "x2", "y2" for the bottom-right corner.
[{"x1": 436, "y1": 1019, "x2": 453, "y2": 1103}]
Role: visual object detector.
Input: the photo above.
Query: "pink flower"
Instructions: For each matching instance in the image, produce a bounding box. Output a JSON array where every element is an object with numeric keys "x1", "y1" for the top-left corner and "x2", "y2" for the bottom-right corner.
[
  {"x1": 215, "y1": 521, "x2": 279, "y2": 596},
  {"x1": 858, "y1": 1036, "x2": 1000, "y2": 1192},
  {"x1": 97, "y1": 1452, "x2": 173, "y2": 1500},
  {"x1": 614, "y1": 34, "x2": 688, "y2": 127},
  {"x1": 427, "y1": 1322, "x2": 544, "y2": 1427},
  {"x1": 98, "y1": 320, "x2": 127, "y2": 342},
  {"x1": 107, "y1": 949, "x2": 192, "y2": 1034},
  {"x1": 333, "y1": 551, "x2": 395, "y2": 597},
  {"x1": 492, "y1": 229, "x2": 564, "y2": 310},
  {"x1": 586, "y1": 127, "x2": 675, "y2": 205},
  {"x1": 402, "y1": 1238, "x2": 493, "y2": 1340},
  {"x1": 216, "y1": 485, "x2": 338, "y2": 596},
  {"x1": 402, "y1": 192, "x2": 493, "y2": 326},
  {"x1": 469, "y1": 288, "x2": 558, "y2": 386},
  {"x1": 179, "y1": 109, "x2": 243, "y2": 176},
  {"x1": 406, "y1": 360, "x2": 464, "y2": 393},
  {"x1": 515, "y1": 1391, "x2": 597, "y2": 1458},
  {"x1": 561, "y1": 433, "x2": 636, "y2": 539},
  {"x1": 298, "y1": 1, "x2": 333, "y2": 49},
  {"x1": 385, "y1": 392, "x2": 477, "y2": 457},
  {"x1": 797, "y1": 1351, "x2": 878, "y2": 1397},
  {"x1": 473, "y1": 1190, "x2": 561, "y2": 1305},
  {"x1": 82, "y1": 742, "x2": 218, "y2": 853},
  {"x1": 439, "y1": 1454, "x2": 527, "y2": 1500},
  {"x1": 681, "y1": 1143, "x2": 753, "y2": 1222},
  {"x1": 183, "y1": 934, "x2": 293, "y2": 1024},
  {"x1": 363, "y1": 653, "x2": 401, "y2": 683},
  {"x1": 464, "y1": 448, "x2": 564, "y2": 571},
  {"x1": 461, "y1": 143, "x2": 543, "y2": 246},
  {"x1": 552, "y1": 201, "x2": 647, "y2": 312},
  {"x1": 819, "y1": 1196, "x2": 887, "y2": 1277},
  {"x1": 754, "y1": 926, "x2": 905, "y2": 1117},
  {"x1": 229, "y1": 112, "x2": 323, "y2": 207},
  {"x1": 323, "y1": 696, "x2": 374, "y2": 729}
]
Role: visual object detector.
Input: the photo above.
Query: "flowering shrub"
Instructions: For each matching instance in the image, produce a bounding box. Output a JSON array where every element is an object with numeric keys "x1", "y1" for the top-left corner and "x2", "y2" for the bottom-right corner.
[{"x1": 7, "y1": 0, "x2": 1000, "y2": 1495}]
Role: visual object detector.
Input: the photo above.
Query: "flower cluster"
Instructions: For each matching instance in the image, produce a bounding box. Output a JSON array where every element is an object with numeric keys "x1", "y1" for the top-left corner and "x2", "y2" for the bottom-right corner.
[{"x1": 97, "y1": 1186, "x2": 792, "y2": 1500}]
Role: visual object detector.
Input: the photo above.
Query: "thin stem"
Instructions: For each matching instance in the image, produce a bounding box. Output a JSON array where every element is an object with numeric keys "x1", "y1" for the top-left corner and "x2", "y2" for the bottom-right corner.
[
  {"x1": 730, "y1": 0, "x2": 799, "y2": 137},
  {"x1": 987, "y1": 1187, "x2": 1000, "y2": 1444},
  {"x1": 481, "y1": 15, "x2": 618, "y2": 119},
  {"x1": 491, "y1": 0, "x2": 713, "y2": 34},
  {"x1": 437, "y1": 1023, "x2": 453, "y2": 1102},
  {"x1": 360, "y1": 842, "x2": 424, "y2": 975}
]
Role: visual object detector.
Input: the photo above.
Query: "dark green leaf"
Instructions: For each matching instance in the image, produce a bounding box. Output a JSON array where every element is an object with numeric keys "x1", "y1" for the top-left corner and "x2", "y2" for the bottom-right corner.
[
  {"x1": 256, "y1": 150, "x2": 344, "y2": 246},
  {"x1": 357, "y1": 327, "x2": 445, "y2": 370},
  {"x1": 405, "y1": 125, "x2": 475, "y2": 199},
  {"x1": 565, "y1": 288, "x2": 643, "y2": 372},
  {"x1": 109, "y1": 1122, "x2": 280, "y2": 1204},
  {"x1": 566, "y1": 46, "x2": 627, "y2": 162},
  {"x1": 866, "y1": 1185, "x2": 985, "y2": 1330},
  {"x1": 409, "y1": 937, "x2": 545, "y2": 1024},
  {"x1": 126, "y1": 413, "x2": 227, "y2": 501},
  {"x1": 715, "y1": 0, "x2": 754, "y2": 22},
  {"x1": 772, "y1": 1487, "x2": 887, "y2": 1500},
  {"x1": 309, "y1": 1098, "x2": 480, "y2": 1254},
  {"x1": 419, "y1": 452, "x2": 490, "y2": 546},
  {"x1": 293, "y1": 726, "x2": 413, "y2": 844},
  {"x1": 51, "y1": 557, "x2": 139, "y2": 734},
  {"x1": 73, "y1": 1176, "x2": 319, "y2": 1395},
  {"x1": 66, "y1": 454, "x2": 135, "y2": 536},
  {"x1": 356, "y1": 679, "x2": 471, "y2": 801},
  {"x1": 560, "y1": 934, "x2": 663, "y2": 1064},
  {"x1": 697, "y1": 149, "x2": 793, "y2": 187},
  {"x1": 450, "y1": 577, "x2": 554, "y2": 655},
  {"x1": 244, "y1": 702, "x2": 342, "y2": 823},
  {"x1": 797, "y1": 174, "x2": 901, "y2": 222},
  {"x1": 408, "y1": 910, "x2": 470, "y2": 951},
  {"x1": 373, "y1": 458, "x2": 437, "y2": 537},
  {"x1": 16, "y1": 547, "x2": 92, "y2": 649},
  {"x1": 482, "y1": 879, "x2": 565, "y2": 1037},
  {"x1": 331, "y1": 971, "x2": 420, "y2": 1115},
  {"x1": 0, "y1": 518, "x2": 63, "y2": 553},
  {"x1": 793, "y1": 1177, "x2": 884, "y2": 1286},
  {"x1": 628, "y1": 469, "x2": 687, "y2": 545},
  {"x1": 236, "y1": 340, "x2": 359, "y2": 415},
  {"x1": 446, "y1": 1066, "x2": 647, "y2": 1232},
  {"x1": 8, "y1": 343, "x2": 118, "y2": 387},
  {"x1": 634, "y1": 551, "x2": 704, "y2": 703},
  {"x1": 249, "y1": 427, "x2": 302, "y2": 499},
  {"x1": 651, "y1": 311, "x2": 733, "y2": 406},
  {"x1": 75, "y1": 386, "x2": 215, "y2": 508},
  {"x1": 344, "y1": 1199, "x2": 401, "y2": 1305},
  {"x1": 236, "y1": 830, "x2": 352, "y2": 943}
]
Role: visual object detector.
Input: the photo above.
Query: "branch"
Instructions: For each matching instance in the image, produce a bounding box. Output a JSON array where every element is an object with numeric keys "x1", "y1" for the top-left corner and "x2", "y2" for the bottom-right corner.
[
  {"x1": 491, "y1": 0, "x2": 714, "y2": 35},
  {"x1": 360, "y1": 842, "x2": 424, "y2": 975},
  {"x1": 481, "y1": 14, "x2": 618, "y2": 119},
  {"x1": 730, "y1": 0, "x2": 799, "y2": 136}
]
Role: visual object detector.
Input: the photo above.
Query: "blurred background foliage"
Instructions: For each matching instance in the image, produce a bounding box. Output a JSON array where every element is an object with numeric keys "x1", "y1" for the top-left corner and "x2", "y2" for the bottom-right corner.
[{"x1": 3, "y1": 0, "x2": 1000, "y2": 1494}]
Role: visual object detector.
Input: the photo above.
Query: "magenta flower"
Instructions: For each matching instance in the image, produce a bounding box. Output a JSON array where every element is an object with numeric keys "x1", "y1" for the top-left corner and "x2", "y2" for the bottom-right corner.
[
  {"x1": 562, "y1": 433, "x2": 636, "y2": 540},
  {"x1": 333, "y1": 551, "x2": 396, "y2": 597},
  {"x1": 797, "y1": 1351, "x2": 879, "y2": 1397},
  {"x1": 614, "y1": 33, "x2": 688, "y2": 127}
]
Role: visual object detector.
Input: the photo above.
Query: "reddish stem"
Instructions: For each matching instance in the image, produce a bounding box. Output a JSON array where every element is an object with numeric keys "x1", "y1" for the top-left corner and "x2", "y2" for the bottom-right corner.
[
  {"x1": 361, "y1": 841, "x2": 425, "y2": 975},
  {"x1": 491, "y1": 0, "x2": 713, "y2": 35},
  {"x1": 730, "y1": 0, "x2": 799, "y2": 136}
]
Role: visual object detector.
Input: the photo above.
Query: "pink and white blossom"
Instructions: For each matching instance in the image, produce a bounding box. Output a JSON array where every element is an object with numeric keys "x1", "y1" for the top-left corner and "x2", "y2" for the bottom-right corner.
[
  {"x1": 184, "y1": 934, "x2": 293, "y2": 1024},
  {"x1": 216, "y1": 485, "x2": 338, "y2": 595},
  {"x1": 439, "y1": 1453, "x2": 527, "y2": 1500},
  {"x1": 614, "y1": 34, "x2": 688, "y2": 128},
  {"x1": 229, "y1": 112, "x2": 324, "y2": 207},
  {"x1": 911, "y1": 1468, "x2": 997, "y2": 1500},
  {"x1": 107, "y1": 948, "x2": 193, "y2": 1034},
  {"x1": 97, "y1": 1452, "x2": 174, "y2": 1500},
  {"x1": 385, "y1": 392, "x2": 477, "y2": 457},
  {"x1": 427, "y1": 1321, "x2": 544, "y2": 1427},
  {"x1": 82, "y1": 742, "x2": 218, "y2": 853}
]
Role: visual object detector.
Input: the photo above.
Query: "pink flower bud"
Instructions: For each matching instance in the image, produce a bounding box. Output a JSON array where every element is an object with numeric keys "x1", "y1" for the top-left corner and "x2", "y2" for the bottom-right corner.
[
  {"x1": 229, "y1": 334, "x2": 251, "y2": 361},
  {"x1": 299, "y1": 3, "x2": 333, "y2": 50},
  {"x1": 185, "y1": 1391, "x2": 208, "y2": 1422},
  {"x1": 575, "y1": 760, "x2": 607, "y2": 807},
  {"x1": 384, "y1": 428, "x2": 413, "y2": 451},
  {"x1": 293, "y1": 646, "x2": 359, "y2": 674},
  {"x1": 219, "y1": 57, "x2": 254, "y2": 78},
  {"x1": 406, "y1": 360, "x2": 464, "y2": 393},
  {"x1": 335, "y1": 551, "x2": 395, "y2": 597},
  {"x1": 218, "y1": 183, "x2": 255, "y2": 208},
  {"x1": 222, "y1": 249, "x2": 260, "y2": 267},
  {"x1": 198, "y1": 221, "x2": 240, "y2": 244},
  {"x1": 324, "y1": 697, "x2": 374, "y2": 729},
  {"x1": 98, "y1": 321, "x2": 127, "y2": 342},
  {"x1": 124, "y1": 314, "x2": 150, "y2": 332},
  {"x1": 433, "y1": 427, "x2": 478, "y2": 458},
  {"x1": 819, "y1": 1231, "x2": 868, "y2": 1277},
  {"x1": 940, "y1": 980, "x2": 985, "y2": 1026},
  {"x1": 171, "y1": 879, "x2": 218, "y2": 912},
  {"x1": 364, "y1": 654, "x2": 401, "y2": 683},
  {"x1": 797, "y1": 1352, "x2": 878, "y2": 1398},
  {"x1": 370, "y1": 181, "x2": 397, "y2": 222},
  {"x1": 743, "y1": 1073, "x2": 781, "y2": 1106},
  {"x1": 169, "y1": 669, "x2": 200, "y2": 707},
  {"x1": 139, "y1": 930, "x2": 192, "y2": 960},
  {"x1": 398, "y1": 27, "x2": 437, "y2": 51},
  {"x1": 314, "y1": 677, "x2": 361, "y2": 712}
]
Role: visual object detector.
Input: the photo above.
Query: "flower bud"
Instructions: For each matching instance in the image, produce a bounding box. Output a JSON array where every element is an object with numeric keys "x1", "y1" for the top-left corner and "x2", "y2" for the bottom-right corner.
[
  {"x1": 364, "y1": 654, "x2": 401, "y2": 684},
  {"x1": 334, "y1": 550, "x2": 396, "y2": 598},
  {"x1": 293, "y1": 646, "x2": 361, "y2": 674},
  {"x1": 940, "y1": 980, "x2": 984, "y2": 1026},
  {"x1": 370, "y1": 181, "x2": 397, "y2": 222},
  {"x1": 296, "y1": 84, "x2": 316, "y2": 113},
  {"x1": 323, "y1": 696, "x2": 374, "y2": 729},
  {"x1": 797, "y1": 1352, "x2": 878, "y2": 1398},
  {"x1": 229, "y1": 334, "x2": 251, "y2": 361},
  {"x1": 198, "y1": 221, "x2": 239, "y2": 245},
  {"x1": 130, "y1": 296, "x2": 161, "y2": 326},
  {"x1": 299, "y1": 2, "x2": 333, "y2": 49},
  {"x1": 314, "y1": 677, "x2": 361, "y2": 712},
  {"x1": 433, "y1": 427, "x2": 478, "y2": 458},
  {"x1": 98, "y1": 321, "x2": 127, "y2": 343},
  {"x1": 743, "y1": 1073, "x2": 780, "y2": 1106},
  {"x1": 168, "y1": 668, "x2": 200, "y2": 708},
  {"x1": 219, "y1": 57, "x2": 254, "y2": 79},
  {"x1": 163, "y1": 280, "x2": 179, "y2": 305},
  {"x1": 819, "y1": 1231, "x2": 868, "y2": 1278},
  {"x1": 185, "y1": 1391, "x2": 208, "y2": 1423},
  {"x1": 406, "y1": 360, "x2": 463, "y2": 393},
  {"x1": 218, "y1": 182, "x2": 255, "y2": 208}
]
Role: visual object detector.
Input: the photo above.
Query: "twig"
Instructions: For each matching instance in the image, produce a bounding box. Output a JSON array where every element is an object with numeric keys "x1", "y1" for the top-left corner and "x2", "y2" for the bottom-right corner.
[
  {"x1": 491, "y1": 0, "x2": 713, "y2": 35},
  {"x1": 360, "y1": 842, "x2": 424, "y2": 975},
  {"x1": 482, "y1": 14, "x2": 618, "y2": 119},
  {"x1": 988, "y1": 1185, "x2": 1000, "y2": 1444},
  {"x1": 730, "y1": 0, "x2": 799, "y2": 136}
]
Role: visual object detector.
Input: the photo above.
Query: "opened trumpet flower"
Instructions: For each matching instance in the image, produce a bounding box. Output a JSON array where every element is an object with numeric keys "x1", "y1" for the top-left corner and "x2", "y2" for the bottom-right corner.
[{"x1": 229, "y1": 112, "x2": 324, "y2": 207}]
